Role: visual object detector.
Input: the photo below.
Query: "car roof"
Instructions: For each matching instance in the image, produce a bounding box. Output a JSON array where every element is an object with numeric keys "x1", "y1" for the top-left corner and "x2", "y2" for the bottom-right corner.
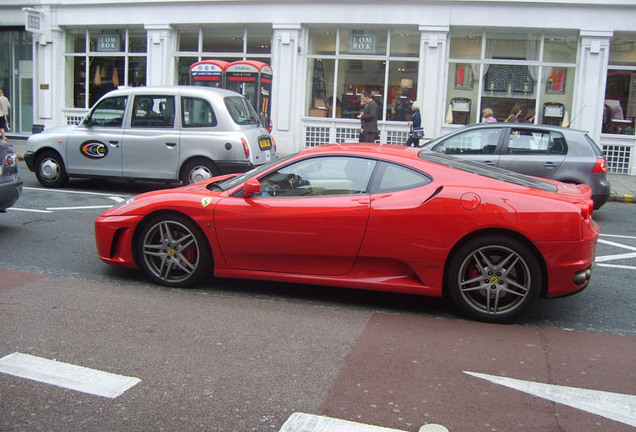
[
  {"x1": 100, "y1": 85, "x2": 242, "y2": 99},
  {"x1": 447, "y1": 122, "x2": 588, "y2": 135}
]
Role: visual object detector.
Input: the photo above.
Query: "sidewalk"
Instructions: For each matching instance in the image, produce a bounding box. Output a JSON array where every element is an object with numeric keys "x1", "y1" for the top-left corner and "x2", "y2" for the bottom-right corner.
[{"x1": 5, "y1": 135, "x2": 635, "y2": 204}]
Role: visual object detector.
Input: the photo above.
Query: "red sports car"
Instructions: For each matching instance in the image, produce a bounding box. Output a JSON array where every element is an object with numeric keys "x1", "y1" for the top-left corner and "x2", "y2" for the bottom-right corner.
[{"x1": 95, "y1": 144, "x2": 599, "y2": 322}]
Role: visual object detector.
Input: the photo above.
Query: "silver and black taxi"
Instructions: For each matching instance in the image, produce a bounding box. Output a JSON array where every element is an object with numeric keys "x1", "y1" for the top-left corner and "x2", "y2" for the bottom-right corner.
[{"x1": 24, "y1": 86, "x2": 275, "y2": 187}]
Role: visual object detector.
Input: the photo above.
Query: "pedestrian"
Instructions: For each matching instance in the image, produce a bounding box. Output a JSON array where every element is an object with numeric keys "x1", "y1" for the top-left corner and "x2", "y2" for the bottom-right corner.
[
  {"x1": 405, "y1": 102, "x2": 423, "y2": 147},
  {"x1": 504, "y1": 103, "x2": 522, "y2": 123},
  {"x1": 523, "y1": 109, "x2": 536, "y2": 124},
  {"x1": 481, "y1": 107, "x2": 497, "y2": 123},
  {"x1": 357, "y1": 90, "x2": 379, "y2": 143},
  {"x1": 0, "y1": 89, "x2": 10, "y2": 143}
]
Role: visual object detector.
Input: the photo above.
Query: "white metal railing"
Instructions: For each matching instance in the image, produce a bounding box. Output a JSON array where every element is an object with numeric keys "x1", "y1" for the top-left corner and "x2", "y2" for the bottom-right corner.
[
  {"x1": 303, "y1": 118, "x2": 414, "y2": 147},
  {"x1": 63, "y1": 108, "x2": 89, "y2": 126},
  {"x1": 600, "y1": 134, "x2": 636, "y2": 176}
]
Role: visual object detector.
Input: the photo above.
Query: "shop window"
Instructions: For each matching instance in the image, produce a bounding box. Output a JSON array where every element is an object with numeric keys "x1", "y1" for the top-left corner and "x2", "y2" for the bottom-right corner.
[
  {"x1": 390, "y1": 31, "x2": 420, "y2": 57},
  {"x1": 388, "y1": 61, "x2": 418, "y2": 121},
  {"x1": 449, "y1": 33, "x2": 482, "y2": 60},
  {"x1": 309, "y1": 30, "x2": 336, "y2": 55},
  {"x1": 339, "y1": 29, "x2": 388, "y2": 55},
  {"x1": 603, "y1": 34, "x2": 636, "y2": 136},
  {"x1": 447, "y1": 31, "x2": 575, "y2": 125},
  {"x1": 202, "y1": 27, "x2": 245, "y2": 53},
  {"x1": 306, "y1": 27, "x2": 419, "y2": 121},
  {"x1": 178, "y1": 29, "x2": 199, "y2": 52},
  {"x1": 66, "y1": 28, "x2": 147, "y2": 109}
]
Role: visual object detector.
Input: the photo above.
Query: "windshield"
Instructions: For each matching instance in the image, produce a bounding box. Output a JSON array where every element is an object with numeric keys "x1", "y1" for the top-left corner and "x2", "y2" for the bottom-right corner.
[
  {"x1": 418, "y1": 150, "x2": 558, "y2": 192},
  {"x1": 210, "y1": 153, "x2": 297, "y2": 191},
  {"x1": 224, "y1": 96, "x2": 261, "y2": 125}
]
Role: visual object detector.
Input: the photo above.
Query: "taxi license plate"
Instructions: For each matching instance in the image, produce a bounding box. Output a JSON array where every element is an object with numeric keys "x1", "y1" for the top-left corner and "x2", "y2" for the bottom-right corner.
[{"x1": 259, "y1": 137, "x2": 272, "y2": 150}]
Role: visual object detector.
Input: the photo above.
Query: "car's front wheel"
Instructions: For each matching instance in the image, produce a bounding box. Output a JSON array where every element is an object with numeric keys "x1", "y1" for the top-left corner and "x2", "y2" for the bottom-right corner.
[
  {"x1": 35, "y1": 150, "x2": 69, "y2": 188},
  {"x1": 137, "y1": 213, "x2": 212, "y2": 288},
  {"x1": 447, "y1": 235, "x2": 542, "y2": 323}
]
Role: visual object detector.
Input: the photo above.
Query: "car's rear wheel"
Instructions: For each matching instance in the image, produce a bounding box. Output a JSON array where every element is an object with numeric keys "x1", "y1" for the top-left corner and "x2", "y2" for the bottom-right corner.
[
  {"x1": 180, "y1": 158, "x2": 220, "y2": 185},
  {"x1": 35, "y1": 150, "x2": 69, "y2": 188},
  {"x1": 137, "y1": 213, "x2": 212, "y2": 288},
  {"x1": 447, "y1": 235, "x2": 541, "y2": 323}
]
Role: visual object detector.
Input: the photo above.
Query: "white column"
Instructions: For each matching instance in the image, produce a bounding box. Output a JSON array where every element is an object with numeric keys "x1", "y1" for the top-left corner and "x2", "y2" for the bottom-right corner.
[
  {"x1": 572, "y1": 30, "x2": 612, "y2": 143},
  {"x1": 145, "y1": 25, "x2": 176, "y2": 86},
  {"x1": 271, "y1": 23, "x2": 301, "y2": 154},
  {"x1": 418, "y1": 25, "x2": 449, "y2": 140}
]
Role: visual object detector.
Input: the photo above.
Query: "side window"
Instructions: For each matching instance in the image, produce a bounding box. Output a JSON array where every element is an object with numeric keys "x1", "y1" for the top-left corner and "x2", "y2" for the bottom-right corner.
[
  {"x1": 88, "y1": 96, "x2": 128, "y2": 127},
  {"x1": 256, "y1": 157, "x2": 377, "y2": 197},
  {"x1": 374, "y1": 162, "x2": 431, "y2": 193},
  {"x1": 434, "y1": 129, "x2": 501, "y2": 155},
  {"x1": 131, "y1": 95, "x2": 175, "y2": 128},
  {"x1": 507, "y1": 129, "x2": 566, "y2": 155},
  {"x1": 182, "y1": 97, "x2": 217, "y2": 127}
]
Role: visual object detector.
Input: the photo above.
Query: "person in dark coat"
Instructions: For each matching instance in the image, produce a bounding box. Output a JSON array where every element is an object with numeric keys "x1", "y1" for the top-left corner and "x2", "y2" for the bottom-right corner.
[
  {"x1": 357, "y1": 90, "x2": 379, "y2": 143},
  {"x1": 405, "y1": 102, "x2": 422, "y2": 147}
]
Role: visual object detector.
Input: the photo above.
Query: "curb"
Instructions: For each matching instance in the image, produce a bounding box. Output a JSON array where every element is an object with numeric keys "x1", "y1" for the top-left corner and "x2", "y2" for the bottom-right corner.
[{"x1": 609, "y1": 193, "x2": 634, "y2": 203}]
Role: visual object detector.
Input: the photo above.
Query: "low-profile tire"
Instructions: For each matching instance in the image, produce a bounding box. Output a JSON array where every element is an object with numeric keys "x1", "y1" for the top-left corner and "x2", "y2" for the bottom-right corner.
[
  {"x1": 35, "y1": 150, "x2": 69, "y2": 188},
  {"x1": 180, "y1": 158, "x2": 219, "y2": 185},
  {"x1": 137, "y1": 213, "x2": 212, "y2": 288},
  {"x1": 447, "y1": 235, "x2": 542, "y2": 323}
]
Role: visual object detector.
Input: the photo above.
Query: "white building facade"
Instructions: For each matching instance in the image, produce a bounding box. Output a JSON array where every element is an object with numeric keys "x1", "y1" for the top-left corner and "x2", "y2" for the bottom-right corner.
[{"x1": 2, "y1": 0, "x2": 636, "y2": 174}]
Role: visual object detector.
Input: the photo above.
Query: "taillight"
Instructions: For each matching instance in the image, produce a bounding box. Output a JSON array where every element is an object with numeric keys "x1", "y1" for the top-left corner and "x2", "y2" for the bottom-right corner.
[
  {"x1": 241, "y1": 138, "x2": 250, "y2": 159},
  {"x1": 4, "y1": 153, "x2": 16, "y2": 168},
  {"x1": 592, "y1": 157, "x2": 607, "y2": 174}
]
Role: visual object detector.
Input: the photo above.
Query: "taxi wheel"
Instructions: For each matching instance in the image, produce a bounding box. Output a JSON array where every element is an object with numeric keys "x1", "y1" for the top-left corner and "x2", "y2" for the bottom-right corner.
[
  {"x1": 35, "y1": 151, "x2": 69, "y2": 188},
  {"x1": 180, "y1": 158, "x2": 220, "y2": 185},
  {"x1": 137, "y1": 213, "x2": 212, "y2": 288},
  {"x1": 447, "y1": 235, "x2": 541, "y2": 323}
]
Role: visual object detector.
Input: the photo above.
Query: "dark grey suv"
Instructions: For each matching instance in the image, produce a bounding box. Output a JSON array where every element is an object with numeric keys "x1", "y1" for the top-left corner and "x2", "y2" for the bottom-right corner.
[
  {"x1": 0, "y1": 143, "x2": 22, "y2": 213},
  {"x1": 423, "y1": 123, "x2": 610, "y2": 209}
]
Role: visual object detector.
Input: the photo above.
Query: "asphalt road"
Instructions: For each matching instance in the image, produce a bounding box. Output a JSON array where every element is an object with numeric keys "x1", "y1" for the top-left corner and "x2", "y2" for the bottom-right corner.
[{"x1": 1, "y1": 162, "x2": 635, "y2": 432}]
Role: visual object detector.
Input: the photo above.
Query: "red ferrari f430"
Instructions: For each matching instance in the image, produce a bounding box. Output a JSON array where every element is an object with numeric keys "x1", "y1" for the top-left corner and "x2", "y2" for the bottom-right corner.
[{"x1": 95, "y1": 144, "x2": 599, "y2": 322}]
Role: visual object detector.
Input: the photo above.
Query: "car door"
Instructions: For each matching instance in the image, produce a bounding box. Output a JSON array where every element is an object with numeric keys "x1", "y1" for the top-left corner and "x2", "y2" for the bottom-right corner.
[
  {"x1": 431, "y1": 127, "x2": 503, "y2": 166},
  {"x1": 214, "y1": 156, "x2": 376, "y2": 275},
  {"x1": 122, "y1": 94, "x2": 180, "y2": 179},
  {"x1": 66, "y1": 95, "x2": 127, "y2": 177},
  {"x1": 497, "y1": 128, "x2": 567, "y2": 179}
]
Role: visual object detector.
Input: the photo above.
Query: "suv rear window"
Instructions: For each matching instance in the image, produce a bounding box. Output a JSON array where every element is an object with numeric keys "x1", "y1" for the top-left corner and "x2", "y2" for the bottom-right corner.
[{"x1": 225, "y1": 96, "x2": 261, "y2": 125}]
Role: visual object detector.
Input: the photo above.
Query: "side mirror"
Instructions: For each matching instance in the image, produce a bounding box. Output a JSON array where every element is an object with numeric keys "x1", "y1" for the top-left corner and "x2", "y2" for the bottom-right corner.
[{"x1": 243, "y1": 178, "x2": 261, "y2": 198}]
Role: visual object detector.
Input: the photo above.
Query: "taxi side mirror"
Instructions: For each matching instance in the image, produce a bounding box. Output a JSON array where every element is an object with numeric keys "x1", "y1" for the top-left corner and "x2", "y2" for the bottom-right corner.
[{"x1": 243, "y1": 178, "x2": 261, "y2": 198}]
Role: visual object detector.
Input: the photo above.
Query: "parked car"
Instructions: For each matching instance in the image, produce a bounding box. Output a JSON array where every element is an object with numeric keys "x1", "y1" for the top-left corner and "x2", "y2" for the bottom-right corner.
[
  {"x1": 0, "y1": 143, "x2": 22, "y2": 213},
  {"x1": 95, "y1": 143, "x2": 599, "y2": 323},
  {"x1": 24, "y1": 86, "x2": 275, "y2": 188},
  {"x1": 422, "y1": 123, "x2": 610, "y2": 209}
]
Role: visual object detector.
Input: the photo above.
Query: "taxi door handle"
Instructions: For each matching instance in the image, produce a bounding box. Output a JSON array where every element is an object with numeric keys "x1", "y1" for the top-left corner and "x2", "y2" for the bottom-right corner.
[
  {"x1": 166, "y1": 142, "x2": 177, "y2": 148},
  {"x1": 108, "y1": 140, "x2": 119, "y2": 147}
]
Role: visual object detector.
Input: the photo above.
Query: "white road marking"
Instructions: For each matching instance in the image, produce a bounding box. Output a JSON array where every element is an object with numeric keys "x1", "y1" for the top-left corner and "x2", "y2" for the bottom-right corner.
[
  {"x1": 279, "y1": 412, "x2": 447, "y2": 432},
  {"x1": 7, "y1": 207, "x2": 53, "y2": 213},
  {"x1": 110, "y1": 196, "x2": 125, "y2": 203},
  {"x1": 23, "y1": 186, "x2": 129, "y2": 198},
  {"x1": 465, "y1": 371, "x2": 636, "y2": 427},
  {"x1": 595, "y1": 263, "x2": 636, "y2": 270},
  {"x1": 600, "y1": 233, "x2": 636, "y2": 240},
  {"x1": 0, "y1": 352, "x2": 140, "y2": 399},
  {"x1": 45, "y1": 205, "x2": 114, "y2": 211}
]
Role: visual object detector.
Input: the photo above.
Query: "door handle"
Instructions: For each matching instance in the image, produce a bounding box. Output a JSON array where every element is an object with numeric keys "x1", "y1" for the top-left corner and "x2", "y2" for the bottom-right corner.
[
  {"x1": 483, "y1": 161, "x2": 496, "y2": 166},
  {"x1": 108, "y1": 140, "x2": 119, "y2": 147},
  {"x1": 165, "y1": 142, "x2": 177, "y2": 148},
  {"x1": 544, "y1": 162, "x2": 557, "y2": 168}
]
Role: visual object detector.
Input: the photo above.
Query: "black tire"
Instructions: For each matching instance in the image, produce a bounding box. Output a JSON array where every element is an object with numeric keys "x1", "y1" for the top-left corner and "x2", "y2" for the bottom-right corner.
[
  {"x1": 180, "y1": 158, "x2": 219, "y2": 185},
  {"x1": 447, "y1": 235, "x2": 541, "y2": 323},
  {"x1": 35, "y1": 150, "x2": 69, "y2": 188},
  {"x1": 137, "y1": 213, "x2": 212, "y2": 288}
]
